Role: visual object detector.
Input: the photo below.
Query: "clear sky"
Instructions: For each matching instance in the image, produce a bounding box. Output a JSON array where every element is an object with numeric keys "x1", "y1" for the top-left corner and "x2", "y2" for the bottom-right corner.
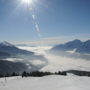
[{"x1": 0, "y1": 0, "x2": 90, "y2": 44}]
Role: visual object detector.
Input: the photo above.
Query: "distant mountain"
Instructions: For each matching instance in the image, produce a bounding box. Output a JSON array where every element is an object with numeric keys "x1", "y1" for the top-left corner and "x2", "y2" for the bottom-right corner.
[
  {"x1": 0, "y1": 41, "x2": 34, "y2": 57},
  {"x1": 51, "y1": 39, "x2": 82, "y2": 51},
  {"x1": 0, "y1": 41, "x2": 15, "y2": 47},
  {"x1": 50, "y1": 39, "x2": 90, "y2": 54},
  {"x1": 76, "y1": 40, "x2": 90, "y2": 54}
]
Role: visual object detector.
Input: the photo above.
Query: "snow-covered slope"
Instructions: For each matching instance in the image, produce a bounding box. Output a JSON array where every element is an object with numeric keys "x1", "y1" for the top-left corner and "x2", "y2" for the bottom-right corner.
[{"x1": 0, "y1": 75, "x2": 90, "y2": 90}]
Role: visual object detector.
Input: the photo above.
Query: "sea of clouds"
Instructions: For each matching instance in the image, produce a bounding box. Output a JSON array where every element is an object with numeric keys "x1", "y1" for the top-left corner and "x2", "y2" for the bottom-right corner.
[{"x1": 17, "y1": 46, "x2": 90, "y2": 72}]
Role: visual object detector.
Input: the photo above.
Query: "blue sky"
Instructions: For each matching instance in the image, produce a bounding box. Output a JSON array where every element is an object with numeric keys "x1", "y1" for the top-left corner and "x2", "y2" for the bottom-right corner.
[{"x1": 0, "y1": 0, "x2": 90, "y2": 44}]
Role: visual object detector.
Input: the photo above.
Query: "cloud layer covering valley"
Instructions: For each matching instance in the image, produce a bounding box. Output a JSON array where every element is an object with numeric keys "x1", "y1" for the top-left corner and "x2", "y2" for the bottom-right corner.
[{"x1": 18, "y1": 46, "x2": 90, "y2": 72}]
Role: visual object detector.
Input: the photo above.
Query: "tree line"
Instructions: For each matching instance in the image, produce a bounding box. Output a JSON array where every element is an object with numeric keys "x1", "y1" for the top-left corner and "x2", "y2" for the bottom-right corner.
[
  {"x1": 0, "y1": 70, "x2": 90, "y2": 78},
  {"x1": 0, "y1": 71, "x2": 67, "y2": 78}
]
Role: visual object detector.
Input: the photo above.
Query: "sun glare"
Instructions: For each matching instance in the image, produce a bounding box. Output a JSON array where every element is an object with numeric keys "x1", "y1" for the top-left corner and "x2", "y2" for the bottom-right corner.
[{"x1": 22, "y1": 0, "x2": 33, "y2": 4}]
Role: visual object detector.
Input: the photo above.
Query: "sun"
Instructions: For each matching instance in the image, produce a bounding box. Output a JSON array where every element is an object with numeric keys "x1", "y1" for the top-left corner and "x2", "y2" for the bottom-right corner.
[{"x1": 22, "y1": 0, "x2": 33, "y2": 4}]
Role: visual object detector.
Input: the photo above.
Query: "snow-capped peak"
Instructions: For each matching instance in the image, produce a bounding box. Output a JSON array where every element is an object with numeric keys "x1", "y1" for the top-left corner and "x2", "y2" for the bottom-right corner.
[{"x1": 0, "y1": 41, "x2": 14, "y2": 47}]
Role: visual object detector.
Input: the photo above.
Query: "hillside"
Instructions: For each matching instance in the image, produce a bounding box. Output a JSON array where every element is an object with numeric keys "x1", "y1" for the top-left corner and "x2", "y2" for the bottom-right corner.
[
  {"x1": 76, "y1": 40, "x2": 90, "y2": 54},
  {"x1": 0, "y1": 41, "x2": 34, "y2": 57}
]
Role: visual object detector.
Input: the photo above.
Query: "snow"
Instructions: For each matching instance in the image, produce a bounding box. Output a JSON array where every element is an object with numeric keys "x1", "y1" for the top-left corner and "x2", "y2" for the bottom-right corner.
[
  {"x1": 0, "y1": 75, "x2": 90, "y2": 90},
  {"x1": 66, "y1": 48, "x2": 77, "y2": 54},
  {"x1": 0, "y1": 41, "x2": 14, "y2": 47}
]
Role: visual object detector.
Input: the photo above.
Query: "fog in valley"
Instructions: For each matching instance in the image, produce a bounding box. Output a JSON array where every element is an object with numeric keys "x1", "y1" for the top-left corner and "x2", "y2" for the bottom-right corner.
[{"x1": 16, "y1": 46, "x2": 90, "y2": 72}]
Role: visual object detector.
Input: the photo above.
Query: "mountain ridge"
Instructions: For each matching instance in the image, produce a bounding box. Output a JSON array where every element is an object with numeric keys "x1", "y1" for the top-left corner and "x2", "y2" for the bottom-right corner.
[
  {"x1": 0, "y1": 41, "x2": 34, "y2": 57},
  {"x1": 51, "y1": 39, "x2": 90, "y2": 54}
]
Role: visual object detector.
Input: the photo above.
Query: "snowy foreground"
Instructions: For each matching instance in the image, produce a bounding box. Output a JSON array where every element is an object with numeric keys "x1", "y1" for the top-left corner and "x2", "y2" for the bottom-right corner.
[{"x1": 0, "y1": 75, "x2": 90, "y2": 90}]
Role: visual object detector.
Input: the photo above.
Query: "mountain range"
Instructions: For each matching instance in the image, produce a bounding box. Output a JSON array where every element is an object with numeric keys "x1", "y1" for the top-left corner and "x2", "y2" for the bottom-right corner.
[
  {"x1": 51, "y1": 39, "x2": 90, "y2": 54},
  {"x1": 76, "y1": 40, "x2": 90, "y2": 54},
  {"x1": 0, "y1": 41, "x2": 34, "y2": 59}
]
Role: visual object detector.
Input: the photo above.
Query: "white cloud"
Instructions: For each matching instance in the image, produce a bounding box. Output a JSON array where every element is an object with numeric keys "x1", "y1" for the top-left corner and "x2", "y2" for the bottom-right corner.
[
  {"x1": 19, "y1": 46, "x2": 90, "y2": 72},
  {"x1": 14, "y1": 34, "x2": 90, "y2": 46}
]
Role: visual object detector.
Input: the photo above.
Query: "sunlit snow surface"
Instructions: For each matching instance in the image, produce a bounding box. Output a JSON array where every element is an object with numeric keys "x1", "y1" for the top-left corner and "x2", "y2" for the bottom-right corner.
[
  {"x1": 0, "y1": 75, "x2": 90, "y2": 90},
  {"x1": 18, "y1": 46, "x2": 90, "y2": 72}
]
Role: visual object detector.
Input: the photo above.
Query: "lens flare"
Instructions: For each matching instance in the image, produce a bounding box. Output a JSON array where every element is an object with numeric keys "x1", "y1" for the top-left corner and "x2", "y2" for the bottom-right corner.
[
  {"x1": 32, "y1": 14, "x2": 41, "y2": 37},
  {"x1": 22, "y1": 0, "x2": 41, "y2": 38},
  {"x1": 22, "y1": 0, "x2": 33, "y2": 4}
]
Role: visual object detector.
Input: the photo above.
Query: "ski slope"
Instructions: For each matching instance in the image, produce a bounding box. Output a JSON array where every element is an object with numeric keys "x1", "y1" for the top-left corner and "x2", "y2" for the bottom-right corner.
[{"x1": 0, "y1": 75, "x2": 90, "y2": 90}]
